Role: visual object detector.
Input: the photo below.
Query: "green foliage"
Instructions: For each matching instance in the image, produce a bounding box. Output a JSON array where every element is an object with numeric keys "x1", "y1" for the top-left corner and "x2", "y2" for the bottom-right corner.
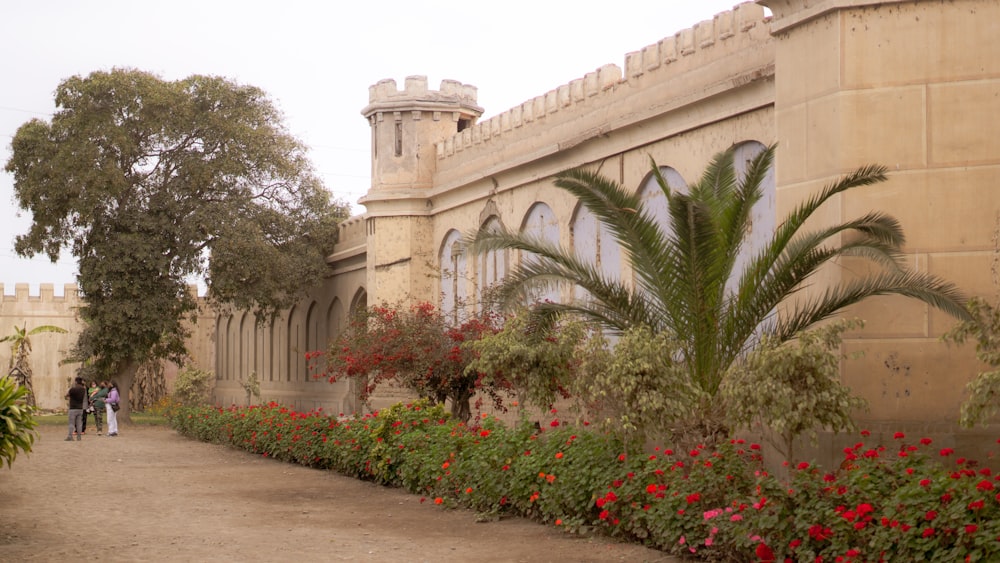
[
  {"x1": 169, "y1": 401, "x2": 1000, "y2": 560},
  {"x1": 5, "y1": 67, "x2": 350, "y2": 394},
  {"x1": 464, "y1": 309, "x2": 587, "y2": 411},
  {"x1": 467, "y1": 145, "x2": 970, "y2": 442},
  {"x1": 573, "y1": 326, "x2": 709, "y2": 448},
  {"x1": 171, "y1": 366, "x2": 215, "y2": 407},
  {"x1": 0, "y1": 376, "x2": 37, "y2": 469},
  {"x1": 944, "y1": 297, "x2": 1000, "y2": 427},
  {"x1": 722, "y1": 320, "x2": 869, "y2": 462}
]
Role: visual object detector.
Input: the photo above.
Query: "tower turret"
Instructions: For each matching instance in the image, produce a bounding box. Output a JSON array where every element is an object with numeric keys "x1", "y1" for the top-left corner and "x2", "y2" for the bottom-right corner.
[{"x1": 359, "y1": 76, "x2": 482, "y2": 306}]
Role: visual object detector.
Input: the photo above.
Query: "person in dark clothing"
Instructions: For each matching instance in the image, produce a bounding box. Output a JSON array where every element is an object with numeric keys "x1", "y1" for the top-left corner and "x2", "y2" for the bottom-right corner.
[
  {"x1": 82, "y1": 380, "x2": 107, "y2": 435},
  {"x1": 65, "y1": 377, "x2": 87, "y2": 441}
]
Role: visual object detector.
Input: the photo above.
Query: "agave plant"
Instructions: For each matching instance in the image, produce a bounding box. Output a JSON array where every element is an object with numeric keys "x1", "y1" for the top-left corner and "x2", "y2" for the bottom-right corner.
[{"x1": 467, "y1": 145, "x2": 970, "y2": 401}]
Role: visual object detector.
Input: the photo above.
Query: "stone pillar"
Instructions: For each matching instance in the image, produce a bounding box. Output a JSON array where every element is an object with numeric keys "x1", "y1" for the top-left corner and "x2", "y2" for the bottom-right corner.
[{"x1": 761, "y1": 0, "x2": 1000, "y2": 453}]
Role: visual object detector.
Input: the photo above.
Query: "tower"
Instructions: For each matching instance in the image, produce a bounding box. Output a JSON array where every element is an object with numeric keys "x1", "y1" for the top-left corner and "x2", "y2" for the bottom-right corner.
[{"x1": 360, "y1": 76, "x2": 483, "y2": 306}]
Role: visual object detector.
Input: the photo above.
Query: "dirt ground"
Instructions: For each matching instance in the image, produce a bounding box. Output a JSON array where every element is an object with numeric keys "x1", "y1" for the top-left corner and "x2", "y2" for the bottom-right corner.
[{"x1": 1, "y1": 423, "x2": 678, "y2": 562}]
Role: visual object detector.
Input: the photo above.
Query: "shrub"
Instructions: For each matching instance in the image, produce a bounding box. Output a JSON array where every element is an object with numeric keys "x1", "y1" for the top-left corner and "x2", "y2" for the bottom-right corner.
[
  {"x1": 171, "y1": 365, "x2": 215, "y2": 407},
  {"x1": 0, "y1": 376, "x2": 38, "y2": 469},
  {"x1": 168, "y1": 401, "x2": 1000, "y2": 561}
]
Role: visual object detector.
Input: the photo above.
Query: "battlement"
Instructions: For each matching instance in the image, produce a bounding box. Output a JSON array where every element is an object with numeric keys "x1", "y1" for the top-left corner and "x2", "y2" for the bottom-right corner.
[
  {"x1": 436, "y1": 2, "x2": 770, "y2": 160},
  {"x1": 363, "y1": 76, "x2": 482, "y2": 116},
  {"x1": 0, "y1": 283, "x2": 81, "y2": 303}
]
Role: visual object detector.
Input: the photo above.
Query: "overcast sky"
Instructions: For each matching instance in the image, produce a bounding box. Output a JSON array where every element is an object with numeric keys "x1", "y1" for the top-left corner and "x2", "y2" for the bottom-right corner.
[{"x1": 1, "y1": 0, "x2": 761, "y2": 295}]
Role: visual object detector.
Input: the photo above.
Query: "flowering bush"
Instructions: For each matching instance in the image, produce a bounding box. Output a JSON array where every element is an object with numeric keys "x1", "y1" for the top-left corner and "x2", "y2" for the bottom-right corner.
[
  {"x1": 168, "y1": 401, "x2": 1000, "y2": 561},
  {"x1": 322, "y1": 302, "x2": 506, "y2": 422}
]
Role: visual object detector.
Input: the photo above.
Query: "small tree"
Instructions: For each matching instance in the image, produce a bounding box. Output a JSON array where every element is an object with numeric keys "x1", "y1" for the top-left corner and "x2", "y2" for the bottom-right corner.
[
  {"x1": 324, "y1": 302, "x2": 504, "y2": 422},
  {"x1": 1, "y1": 323, "x2": 68, "y2": 407},
  {"x1": 721, "y1": 320, "x2": 868, "y2": 465},
  {"x1": 463, "y1": 309, "x2": 586, "y2": 412},
  {"x1": 172, "y1": 366, "x2": 215, "y2": 407},
  {"x1": 240, "y1": 371, "x2": 261, "y2": 406},
  {"x1": 574, "y1": 325, "x2": 711, "y2": 449}
]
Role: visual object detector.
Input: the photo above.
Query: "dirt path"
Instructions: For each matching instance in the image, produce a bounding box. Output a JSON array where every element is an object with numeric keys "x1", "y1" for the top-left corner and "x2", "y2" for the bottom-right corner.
[{"x1": 1, "y1": 424, "x2": 677, "y2": 562}]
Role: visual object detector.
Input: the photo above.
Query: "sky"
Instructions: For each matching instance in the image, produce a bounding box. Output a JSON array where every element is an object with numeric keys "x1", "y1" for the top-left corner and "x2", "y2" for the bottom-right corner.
[{"x1": 0, "y1": 0, "x2": 761, "y2": 296}]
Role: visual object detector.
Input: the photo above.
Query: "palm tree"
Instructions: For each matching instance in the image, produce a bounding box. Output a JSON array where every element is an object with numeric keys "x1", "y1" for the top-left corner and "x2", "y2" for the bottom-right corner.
[
  {"x1": 467, "y1": 145, "x2": 971, "y2": 403},
  {"x1": 2, "y1": 323, "x2": 68, "y2": 407}
]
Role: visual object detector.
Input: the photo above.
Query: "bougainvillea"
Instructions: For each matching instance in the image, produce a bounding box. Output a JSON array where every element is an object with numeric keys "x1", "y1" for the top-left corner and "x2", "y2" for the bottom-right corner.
[{"x1": 320, "y1": 302, "x2": 506, "y2": 421}]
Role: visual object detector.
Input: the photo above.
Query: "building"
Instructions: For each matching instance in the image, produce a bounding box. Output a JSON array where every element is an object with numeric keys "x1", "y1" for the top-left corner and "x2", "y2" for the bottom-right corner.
[{"x1": 209, "y1": 0, "x2": 999, "y2": 461}]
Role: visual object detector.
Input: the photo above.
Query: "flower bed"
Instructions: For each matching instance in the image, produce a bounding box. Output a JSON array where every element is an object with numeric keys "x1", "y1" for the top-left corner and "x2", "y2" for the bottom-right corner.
[{"x1": 169, "y1": 401, "x2": 1000, "y2": 561}]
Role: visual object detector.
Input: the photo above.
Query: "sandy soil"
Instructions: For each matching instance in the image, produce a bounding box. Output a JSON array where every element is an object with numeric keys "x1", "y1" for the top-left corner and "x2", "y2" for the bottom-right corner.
[{"x1": 0, "y1": 424, "x2": 678, "y2": 562}]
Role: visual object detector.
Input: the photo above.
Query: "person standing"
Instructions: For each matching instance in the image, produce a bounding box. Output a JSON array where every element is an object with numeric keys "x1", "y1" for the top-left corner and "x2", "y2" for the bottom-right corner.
[
  {"x1": 65, "y1": 377, "x2": 87, "y2": 441},
  {"x1": 88, "y1": 381, "x2": 109, "y2": 435},
  {"x1": 105, "y1": 381, "x2": 120, "y2": 437}
]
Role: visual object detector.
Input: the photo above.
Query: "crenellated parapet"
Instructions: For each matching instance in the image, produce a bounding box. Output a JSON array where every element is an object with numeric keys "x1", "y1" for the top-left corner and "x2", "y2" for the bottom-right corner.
[
  {"x1": 436, "y1": 2, "x2": 771, "y2": 161},
  {"x1": 362, "y1": 76, "x2": 483, "y2": 121},
  {"x1": 0, "y1": 283, "x2": 81, "y2": 304}
]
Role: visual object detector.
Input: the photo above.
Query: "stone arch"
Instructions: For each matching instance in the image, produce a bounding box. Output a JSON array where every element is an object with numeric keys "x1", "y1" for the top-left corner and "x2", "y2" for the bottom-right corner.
[
  {"x1": 519, "y1": 202, "x2": 560, "y2": 304},
  {"x1": 350, "y1": 288, "x2": 368, "y2": 317}
]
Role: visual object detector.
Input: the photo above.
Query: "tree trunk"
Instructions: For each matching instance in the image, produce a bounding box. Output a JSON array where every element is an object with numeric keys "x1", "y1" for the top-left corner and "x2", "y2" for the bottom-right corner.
[{"x1": 114, "y1": 360, "x2": 140, "y2": 425}]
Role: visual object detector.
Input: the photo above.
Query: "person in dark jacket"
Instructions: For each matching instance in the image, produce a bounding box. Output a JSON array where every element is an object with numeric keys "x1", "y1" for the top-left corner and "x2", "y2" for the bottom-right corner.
[
  {"x1": 83, "y1": 381, "x2": 108, "y2": 435},
  {"x1": 65, "y1": 377, "x2": 87, "y2": 441}
]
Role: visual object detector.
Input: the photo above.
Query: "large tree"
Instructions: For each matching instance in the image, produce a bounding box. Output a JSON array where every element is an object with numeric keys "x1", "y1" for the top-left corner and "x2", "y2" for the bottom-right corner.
[
  {"x1": 467, "y1": 145, "x2": 971, "y2": 432},
  {"x1": 4, "y1": 68, "x2": 350, "y2": 421}
]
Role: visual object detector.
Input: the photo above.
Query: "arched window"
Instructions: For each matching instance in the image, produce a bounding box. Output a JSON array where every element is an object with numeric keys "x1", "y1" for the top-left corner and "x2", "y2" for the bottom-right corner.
[
  {"x1": 728, "y1": 141, "x2": 776, "y2": 296},
  {"x1": 520, "y1": 202, "x2": 560, "y2": 304},
  {"x1": 570, "y1": 202, "x2": 621, "y2": 302},
  {"x1": 477, "y1": 216, "x2": 507, "y2": 305},
  {"x1": 440, "y1": 229, "x2": 467, "y2": 323},
  {"x1": 637, "y1": 166, "x2": 689, "y2": 231}
]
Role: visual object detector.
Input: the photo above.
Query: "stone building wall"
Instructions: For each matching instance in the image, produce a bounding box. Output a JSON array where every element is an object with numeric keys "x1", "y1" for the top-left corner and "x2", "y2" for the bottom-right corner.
[{"x1": 210, "y1": 0, "x2": 1000, "y2": 465}]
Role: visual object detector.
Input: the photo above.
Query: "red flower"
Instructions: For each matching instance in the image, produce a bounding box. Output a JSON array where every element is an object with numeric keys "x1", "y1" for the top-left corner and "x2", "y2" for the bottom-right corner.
[
  {"x1": 940, "y1": 448, "x2": 955, "y2": 457},
  {"x1": 919, "y1": 479, "x2": 931, "y2": 487},
  {"x1": 922, "y1": 528, "x2": 935, "y2": 538},
  {"x1": 808, "y1": 524, "x2": 833, "y2": 541},
  {"x1": 685, "y1": 493, "x2": 701, "y2": 504},
  {"x1": 555, "y1": 452, "x2": 564, "y2": 459},
  {"x1": 434, "y1": 497, "x2": 443, "y2": 505},
  {"x1": 550, "y1": 419, "x2": 559, "y2": 427},
  {"x1": 925, "y1": 510, "x2": 937, "y2": 521},
  {"x1": 797, "y1": 462, "x2": 810, "y2": 470},
  {"x1": 968, "y1": 499, "x2": 985, "y2": 510},
  {"x1": 599, "y1": 510, "x2": 610, "y2": 520},
  {"x1": 789, "y1": 539, "x2": 802, "y2": 549},
  {"x1": 977, "y1": 480, "x2": 995, "y2": 491},
  {"x1": 920, "y1": 437, "x2": 933, "y2": 445},
  {"x1": 755, "y1": 542, "x2": 776, "y2": 562},
  {"x1": 966, "y1": 524, "x2": 978, "y2": 534},
  {"x1": 893, "y1": 432, "x2": 905, "y2": 439}
]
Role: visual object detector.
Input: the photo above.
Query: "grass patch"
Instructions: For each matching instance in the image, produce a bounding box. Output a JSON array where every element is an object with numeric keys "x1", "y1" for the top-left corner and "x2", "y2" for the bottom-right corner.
[{"x1": 34, "y1": 412, "x2": 169, "y2": 426}]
